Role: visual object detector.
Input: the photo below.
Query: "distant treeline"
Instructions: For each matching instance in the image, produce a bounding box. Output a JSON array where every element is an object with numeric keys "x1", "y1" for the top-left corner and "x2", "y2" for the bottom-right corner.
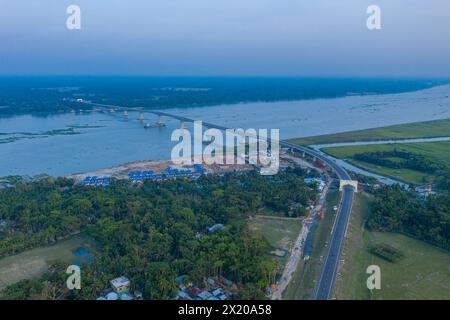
[
  {"x1": 367, "y1": 185, "x2": 450, "y2": 251},
  {"x1": 0, "y1": 168, "x2": 317, "y2": 300},
  {"x1": 0, "y1": 77, "x2": 444, "y2": 117}
]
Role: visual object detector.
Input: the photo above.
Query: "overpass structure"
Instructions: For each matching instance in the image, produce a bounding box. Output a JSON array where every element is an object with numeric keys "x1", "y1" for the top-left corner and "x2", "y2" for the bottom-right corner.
[
  {"x1": 142, "y1": 111, "x2": 355, "y2": 300},
  {"x1": 77, "y1": 100, "x2": 355, "y2": 299},
  {"x1": 277, "y1": 143, "x2": 355, "y2": 300}
]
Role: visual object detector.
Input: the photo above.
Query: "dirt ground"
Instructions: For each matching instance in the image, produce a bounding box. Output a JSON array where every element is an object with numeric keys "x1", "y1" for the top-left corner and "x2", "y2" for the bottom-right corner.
[{"x1": 69, "y1": 152, "x2": 293, "y2": 182}]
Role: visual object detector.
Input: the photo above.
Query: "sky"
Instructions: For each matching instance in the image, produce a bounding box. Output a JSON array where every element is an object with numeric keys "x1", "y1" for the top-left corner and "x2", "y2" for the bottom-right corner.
[{"x1": 0, "y1": 0, "x2": 449, "y2": 77}]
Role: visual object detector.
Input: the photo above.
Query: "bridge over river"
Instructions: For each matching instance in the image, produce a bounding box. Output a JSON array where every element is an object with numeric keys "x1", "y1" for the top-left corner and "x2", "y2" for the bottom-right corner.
[{"x1": 78, "y1": 99, "x2": 355, "y2": 300}]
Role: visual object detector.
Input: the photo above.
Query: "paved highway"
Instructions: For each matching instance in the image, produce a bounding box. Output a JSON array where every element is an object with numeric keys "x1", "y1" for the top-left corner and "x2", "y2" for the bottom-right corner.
[
  {"x1": 77, "y1": 101, "x2": 355, "y2": 299},
  {"x1": 150, "y1": 114, "x2": 356, "y2": 300},
  {"x1": 277, "y1": 142, "x2": 354, "y2": 300},
  {"x1": 314, "y1": 185, "x2": 354, "y2": 299}
]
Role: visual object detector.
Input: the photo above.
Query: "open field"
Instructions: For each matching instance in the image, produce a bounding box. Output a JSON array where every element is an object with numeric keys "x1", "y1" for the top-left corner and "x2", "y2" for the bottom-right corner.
[
  {"x1": 0, "y1": 236, "x2": 91, "y2": 292},
  {"x1": 283, "y1": 190, "x2": 340, "y2": 299},
  {"x1": 250, "y1": 217, "x2": 302, "y2": 253},
  {"x1": 290, "y1": 118, "x2": 450, "y2": 145},
  {"x1": 249, "y1": 216, "x2": 303, "y2": 285},
  {"x1": 335, "y1": 193, "x2": 450, "y2": 300},
  {"x1": 322, "y1": 141, "x2": 450, "y2": 184}
]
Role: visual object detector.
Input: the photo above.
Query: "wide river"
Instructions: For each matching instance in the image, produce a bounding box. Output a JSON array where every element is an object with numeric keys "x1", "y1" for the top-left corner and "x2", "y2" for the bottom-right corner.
[{"x1": 1, "y1": 84, "x2": 450, "y2": 177}]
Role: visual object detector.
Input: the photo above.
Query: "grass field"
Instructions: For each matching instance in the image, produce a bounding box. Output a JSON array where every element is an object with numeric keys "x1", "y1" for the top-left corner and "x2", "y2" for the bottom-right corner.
[
  {"x1": 283, "y1": 190, "x2": 340, "y2": 299},
  {"x1": 322, "y1": 141, "x2": 450, "y2": 184},
  {"x1": 250, "y1": 217, "x2": 302, "y2": 253},
  {"x1": 335, "y1": 193, "x2": 450, "y2": 300},
  {"x1": 289, "y1": 118, "x2": 450, "y2": 145},
  {"x1": 249, "y1": 216, "x2": 303, "y2": 282},
  {"x1": 0, "y1": 236, "x2": 91, "y2": 292}
]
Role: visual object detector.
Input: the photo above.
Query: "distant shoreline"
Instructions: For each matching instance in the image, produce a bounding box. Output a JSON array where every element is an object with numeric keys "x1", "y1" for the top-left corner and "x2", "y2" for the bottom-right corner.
[
  {"x1": 1, "y1": 82, "x2": 449, "y2": 177},
  {"x1": 1, "y1": 77, "x2": 446, "y2": 118}
]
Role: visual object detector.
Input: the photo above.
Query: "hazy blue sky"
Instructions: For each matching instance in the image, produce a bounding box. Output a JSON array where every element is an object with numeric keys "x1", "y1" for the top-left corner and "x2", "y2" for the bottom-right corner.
[{"x1": 1, "y1": 0, "x2": 449, "y2": 76}]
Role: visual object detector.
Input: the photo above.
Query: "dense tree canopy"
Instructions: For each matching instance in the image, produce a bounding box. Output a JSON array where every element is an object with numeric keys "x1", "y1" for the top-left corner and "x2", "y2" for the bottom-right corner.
[
  {"x1": 368, "y1": 185, "x2": 450, "y2": 250},
  {"x1": 354, "y1": 150, "x2": 447, "y2": 174},
  {"x1": 0, "y1": 168, "x2": 317, "y2": 299}
]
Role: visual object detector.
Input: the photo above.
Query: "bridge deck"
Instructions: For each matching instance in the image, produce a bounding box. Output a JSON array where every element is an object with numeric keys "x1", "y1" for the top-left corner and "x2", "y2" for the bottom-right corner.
[{"x1": 78, "y1": 101, "x2": 355, "y2": 300}]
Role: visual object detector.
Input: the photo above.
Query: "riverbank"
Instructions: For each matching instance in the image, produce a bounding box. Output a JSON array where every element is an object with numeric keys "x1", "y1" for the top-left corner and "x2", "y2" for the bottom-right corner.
[
  {"x1": 1, "y1": 83, "x2": 450, "y2": 177},
  {"x1": 288, "y1": 119, "x2": 450, "y2": 186},
  {"x1": 68, "y1": 156, "x2": 255, "y2": 183},
  {"x1": 321, "y1": 140, "x2": 450, "y2": 185},
  {"x1": 290, "y1": 118, "x2": 450, "y2": 146}
]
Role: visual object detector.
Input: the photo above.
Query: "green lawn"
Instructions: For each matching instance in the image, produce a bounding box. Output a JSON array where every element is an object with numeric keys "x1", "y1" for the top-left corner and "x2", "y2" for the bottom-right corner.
[
  {"x1": 335, "y1": 193, "x2": 450, "y2": 300},
  {"x1": 0, "y1": 236, "x2": 91, "y2": 292},
  {"x1": 348, "y1": 160, "x2": 432, "y2": 185},
  {"x1": 322, "y1": 141, "x2": 450, "y2": 184},
  {"x1": 289, "y1": 118, "x2": 450, "y2": 145}
]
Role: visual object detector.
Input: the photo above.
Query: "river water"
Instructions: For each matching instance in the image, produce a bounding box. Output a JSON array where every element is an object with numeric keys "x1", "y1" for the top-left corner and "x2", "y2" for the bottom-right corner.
[{"x1": 1, "y1": 84, "x2": 450, "y2": 177}]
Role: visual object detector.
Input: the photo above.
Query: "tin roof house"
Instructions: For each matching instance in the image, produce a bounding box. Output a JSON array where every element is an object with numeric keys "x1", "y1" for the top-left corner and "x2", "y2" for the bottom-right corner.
[{"x1": 110, "y1": 276, "x2": 131, "y2": 294}]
